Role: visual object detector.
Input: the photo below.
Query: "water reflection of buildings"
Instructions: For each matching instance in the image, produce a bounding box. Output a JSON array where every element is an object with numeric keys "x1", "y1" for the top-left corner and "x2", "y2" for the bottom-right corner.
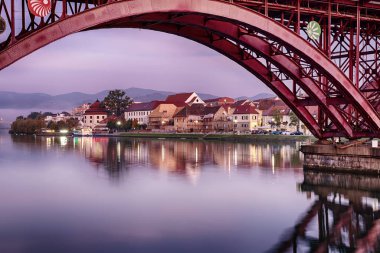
[
  {"x1": 69, "y1": 138, "x2": 304, "y2": 182},
  {"x1": 270, "y1": 171, "x2": 380, "y2": 253},
  {"x1": 11, "y1": 136, "x2": 304, "y2": 181}
]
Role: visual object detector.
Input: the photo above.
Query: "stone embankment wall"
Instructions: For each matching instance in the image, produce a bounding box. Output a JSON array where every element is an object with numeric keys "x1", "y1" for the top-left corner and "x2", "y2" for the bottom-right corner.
[{"x1": 301, "y1": 144, "x2": 380, "y2": 174}]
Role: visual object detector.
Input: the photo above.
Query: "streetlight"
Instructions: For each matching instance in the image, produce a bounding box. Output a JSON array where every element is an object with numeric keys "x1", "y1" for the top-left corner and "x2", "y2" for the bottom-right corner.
[{"x1": 116, "y1": 121, "x2": 121, "y2": 132}]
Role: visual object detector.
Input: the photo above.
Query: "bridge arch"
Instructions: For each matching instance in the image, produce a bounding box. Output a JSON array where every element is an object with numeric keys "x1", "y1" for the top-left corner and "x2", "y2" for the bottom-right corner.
[{"x1": 0, "y1": 0, "x2": 379, "y2": 139}]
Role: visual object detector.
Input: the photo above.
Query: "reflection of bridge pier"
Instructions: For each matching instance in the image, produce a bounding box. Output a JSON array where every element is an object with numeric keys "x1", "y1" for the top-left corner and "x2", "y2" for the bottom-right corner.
[{"x1": 270, "y1": 171, "x2": 380, "y2": 253}]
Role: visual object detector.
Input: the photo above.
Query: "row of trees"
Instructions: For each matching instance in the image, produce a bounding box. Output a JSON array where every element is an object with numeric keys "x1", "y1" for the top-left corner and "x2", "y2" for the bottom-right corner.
[
  {"x1": 10, "y1": 118, "x2": 46, "y2": 135},
  {"x1": 10, "y1": 112, "x2": 80, "y2": 135},
  {"x1": 269, "y1": 110, "x2": 301, "y2": 131},
  {"x1": 9, "y1": 90, "x2": 134, "y2": 134}
]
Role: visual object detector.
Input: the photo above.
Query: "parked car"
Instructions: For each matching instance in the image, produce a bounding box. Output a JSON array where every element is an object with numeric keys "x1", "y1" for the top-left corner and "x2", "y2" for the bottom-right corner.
[
  {"x1": 282, "y1": 131, "x2": 291, "y2": 135},
  {"x1": 271, "y1": 130, "x2": 282, "y2": 135},
  {"x1": 290, "y1": 131, "x2": 304, "y2": 135}
]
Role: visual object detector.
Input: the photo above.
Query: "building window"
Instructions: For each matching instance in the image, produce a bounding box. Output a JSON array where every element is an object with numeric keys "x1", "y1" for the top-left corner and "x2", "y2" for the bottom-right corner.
[
  {"x1": 90, "y1": 116, "x2": 93, "y2": 119},
  {"x1": 90, "y1": 120, "x2": 92, "y2": 123},
  {"x1": 97, "y1": 116, "x2": 99, "y2": 119}
]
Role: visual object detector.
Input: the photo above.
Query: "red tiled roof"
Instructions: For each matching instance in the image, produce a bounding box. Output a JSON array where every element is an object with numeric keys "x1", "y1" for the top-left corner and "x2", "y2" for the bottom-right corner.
[
  {"x1": 254, "y1": 97, "x2": 285, "y2": 110},
  {"x1": 126, "y1": 101, "x2": 163, "y2": 112},
  {"x1": 84, "y1": 111, "x2": 108, "y2": 115},
  {"x1": 165, "y1": 93, "x2": 193, "y2": 103},
  {"x1": 174, "y1": 104, "x2": 205, "y2": 117},
  {"x1": 262, "y1": 105, "x2": 291, "y2": 116},
  {"x1": 204, "y1": 106, "x2": 223, "y2": 115},
  {"x1": 84, "y1": 100, "x2": 108, "y2": 115},
  {"x1": 233, "y1": 99, "x2": 252, "y2": 107},
  {"x1": 99, "y1": 115, "x2": 123, "y2": 124},
  {"x1": 204, "y1": 97, "x2": 235, "y2": 104},
  {"x1": 233, "y1": 105, "x2": 259, "y2": 115}
]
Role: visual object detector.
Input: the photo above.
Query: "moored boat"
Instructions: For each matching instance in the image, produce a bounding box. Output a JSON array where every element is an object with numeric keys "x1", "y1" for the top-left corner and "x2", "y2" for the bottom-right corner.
[{"x1": 73, "y1": 127, "x2": 92, "y2": 136}]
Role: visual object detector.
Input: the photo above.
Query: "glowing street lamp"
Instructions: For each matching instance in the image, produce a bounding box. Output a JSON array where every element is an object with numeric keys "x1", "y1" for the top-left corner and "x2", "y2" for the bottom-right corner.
[{"x1": 116, "y1": 121, "x2": 122, "y2": 132}]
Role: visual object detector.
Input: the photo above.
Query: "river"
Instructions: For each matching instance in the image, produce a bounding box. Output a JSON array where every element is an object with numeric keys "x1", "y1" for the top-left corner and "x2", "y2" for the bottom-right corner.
[{"x1": 0, "y1": 130, "x2": 378, "y2": 252}]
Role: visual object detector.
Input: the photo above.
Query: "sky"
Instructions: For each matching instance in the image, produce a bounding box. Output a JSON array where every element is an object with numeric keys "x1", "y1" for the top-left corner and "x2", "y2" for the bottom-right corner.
[{"x1": 0, "y1": 28, "x2": 271, "y2": 97}]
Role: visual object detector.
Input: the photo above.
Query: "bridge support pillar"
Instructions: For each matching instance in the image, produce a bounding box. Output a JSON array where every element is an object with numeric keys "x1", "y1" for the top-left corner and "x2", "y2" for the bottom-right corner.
[{"x1": 301, "y1": 144, "x2": 380, "y2": 173}]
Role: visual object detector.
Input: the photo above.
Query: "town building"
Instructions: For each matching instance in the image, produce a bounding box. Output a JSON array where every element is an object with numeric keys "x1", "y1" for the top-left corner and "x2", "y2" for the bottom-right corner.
[
  {"x1": 204, "y1": 97, "x2": 235, "y2": 107},
  {"x1": 125, "y1": 101, "x2": 163, "y2": 125},
  {"x1": 165, "y1": 92, "x2": 205, "y2": 106},
  {"x1": 173, "y1": 104, "x2": 234, "y2": 133},
  {"x1": 232, "y1": 104, "x2": 260, "y2": 132},
  {"x1": 203, "y1": 106, "x2": 233, "y2": 132},
  {"x1": 44, "y1": 112, "x2": 71, "y2": 123},
  {"x1": 148, "y1": 103, "x2": 181, "y2": 131},
  {"x1": 262, "y1": 105, "x2": 291, "y2": 130},
  {"x1": 174, "y1": 104, "x2": 205, "y2": 133},
  {"x1": 83, "y1": 100, "x2": 108, "y2": 129},
  {"x1": 71, "y1": 103, "x2": 91, "y2": 117}
]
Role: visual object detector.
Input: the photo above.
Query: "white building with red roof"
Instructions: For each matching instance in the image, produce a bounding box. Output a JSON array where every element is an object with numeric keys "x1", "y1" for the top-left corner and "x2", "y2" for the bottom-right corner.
[
  {"x1": 165, "y1": 92, "x2": 205, "y2": 106},
  {"x1": 232, "y1": 104, "x2": 260, "y2": 132},
  {"x1": 83, "y1": 100, "x2": 109, "y2": 128},
  {"x1": 125, "y1": 101, "x2": 163, "y2": 125}
]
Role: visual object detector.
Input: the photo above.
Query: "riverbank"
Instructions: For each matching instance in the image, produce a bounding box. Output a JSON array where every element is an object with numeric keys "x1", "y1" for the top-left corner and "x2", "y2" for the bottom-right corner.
[
  {"x1": 115, "y1": 132, "x2": 316, "y2": 142},
  {"x1": 11, "y1": 131, "x2": 316, "y2": 142}
]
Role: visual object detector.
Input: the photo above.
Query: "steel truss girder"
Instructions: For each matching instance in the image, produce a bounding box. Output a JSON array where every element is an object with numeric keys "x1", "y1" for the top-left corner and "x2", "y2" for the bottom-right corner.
[
  {"x1": 125, "y1": 22, "x2": 323, "y2": 138},
  {"x1": 117, "y1": 13, "x2": 356, "y2": 138}
]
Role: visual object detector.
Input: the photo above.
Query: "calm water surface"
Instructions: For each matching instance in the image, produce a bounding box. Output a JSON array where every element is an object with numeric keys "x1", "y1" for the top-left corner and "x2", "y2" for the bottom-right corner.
[{"x1": 1, "y1": 130, "x2": 375, "y2": 253}]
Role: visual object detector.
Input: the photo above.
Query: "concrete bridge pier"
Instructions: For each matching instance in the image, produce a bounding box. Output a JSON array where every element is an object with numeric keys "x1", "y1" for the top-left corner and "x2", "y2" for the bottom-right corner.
[{"x1": 301, "y1": 142, "x2": 380, "y2": 173}]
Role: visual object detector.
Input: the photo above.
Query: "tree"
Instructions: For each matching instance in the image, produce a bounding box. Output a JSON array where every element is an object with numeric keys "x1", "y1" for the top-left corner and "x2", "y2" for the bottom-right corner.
[
  {"x1": 103, "y1": 90, "x2": 133, "y2": 116},
  {"x1": 273, "y1": 109, "x2": 283, "y2": 128},
  {"x1": 289, "y1": 111, "x2": 300, "y2": 131},
  {"x1": 131, "y1": 119, "x2": 139, "y2": 129},
  {"x1": 124, "y1": 119, "x2": 133, "y2": 131},
  {"x1": 11, "y1": 118, "x2": 46, "y2": 134},
  {"x1": 27, "y1": 112, "x2": 42, "y2": 119}
]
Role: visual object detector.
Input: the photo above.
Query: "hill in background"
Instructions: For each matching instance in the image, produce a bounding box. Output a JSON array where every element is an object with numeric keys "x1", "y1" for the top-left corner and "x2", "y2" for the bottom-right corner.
[{"x1": 0, "y1": 87, "x2": 274, "y2": 110}]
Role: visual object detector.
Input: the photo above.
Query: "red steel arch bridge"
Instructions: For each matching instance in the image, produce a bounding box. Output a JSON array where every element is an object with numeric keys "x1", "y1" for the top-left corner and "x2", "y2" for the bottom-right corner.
[{"x1": 1, "y1": 0, "x2": 380, "y2": 139}]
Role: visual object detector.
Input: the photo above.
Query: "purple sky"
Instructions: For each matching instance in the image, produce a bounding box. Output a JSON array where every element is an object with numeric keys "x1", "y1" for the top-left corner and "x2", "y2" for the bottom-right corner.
[{"x1": 0, "y1": 29, "x2": 271, "y2": 97}]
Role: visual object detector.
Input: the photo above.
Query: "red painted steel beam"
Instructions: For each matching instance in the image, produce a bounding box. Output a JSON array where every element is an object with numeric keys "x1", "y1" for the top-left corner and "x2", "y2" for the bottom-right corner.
[
  {"x1": 125, "y1": 14, "x2": 354, "y2": 137},
  {"x1": 126, "y1": 22, "x2": 323, "y2": 138}
]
